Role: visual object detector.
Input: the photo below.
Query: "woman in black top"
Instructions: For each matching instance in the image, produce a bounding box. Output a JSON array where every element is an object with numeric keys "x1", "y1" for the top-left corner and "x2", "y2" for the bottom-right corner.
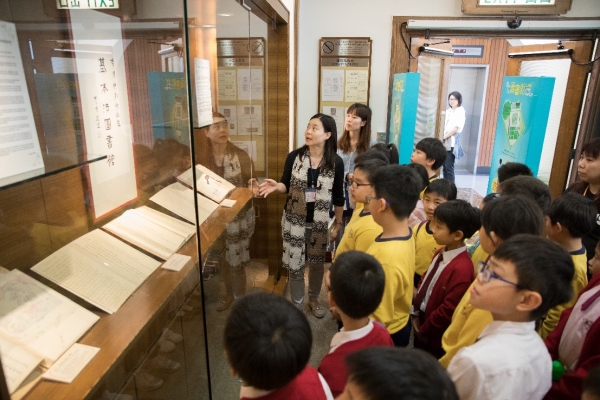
[{"x1": 259, "y1": 114, "x2": 344, "y2": 317}]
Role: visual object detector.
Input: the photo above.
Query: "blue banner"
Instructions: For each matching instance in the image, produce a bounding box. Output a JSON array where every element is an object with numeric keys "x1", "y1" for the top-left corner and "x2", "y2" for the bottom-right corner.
[
  {"x1": 389, "y1": 73, "x2": 420, "y2": 164},
  {"x1": 487, "y1": 76, "x2": 555, "y2": 194},
  {"x1": 147, "y1": 72, "x2": 190, "y2": 146}
]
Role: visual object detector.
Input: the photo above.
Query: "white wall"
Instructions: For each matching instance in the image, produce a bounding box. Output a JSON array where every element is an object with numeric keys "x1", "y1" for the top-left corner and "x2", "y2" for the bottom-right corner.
[{"x1": 296, "y1": 0, "x2": 600, "y2": 147}]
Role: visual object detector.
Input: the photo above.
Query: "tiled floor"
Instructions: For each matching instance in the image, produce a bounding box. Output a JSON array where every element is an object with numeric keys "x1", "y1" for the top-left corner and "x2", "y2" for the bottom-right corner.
[{"x1": 455, "y1": 171, "x2": 490, "y2": 208}]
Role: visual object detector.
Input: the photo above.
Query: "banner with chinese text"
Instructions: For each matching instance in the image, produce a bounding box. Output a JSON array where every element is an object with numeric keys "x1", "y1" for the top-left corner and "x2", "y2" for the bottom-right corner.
[{"x1": 388, "y1": 73, "x2": 420, "y2": 164}]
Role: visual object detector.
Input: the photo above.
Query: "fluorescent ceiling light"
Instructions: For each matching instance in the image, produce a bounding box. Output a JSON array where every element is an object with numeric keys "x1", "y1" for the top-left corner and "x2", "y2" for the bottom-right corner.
[
  {"x1": 407, "y1": 19, "x2": 600, "y2": 30},
  {"x1": 508, "y1": 49, "x2": 573, "y2": 58},
  {"x1": 218, "y1": 13, "x2": 233, "y2": 17},
  {"x1": 201, "y1": 24, "x2": 216, "y2": 28},
  {"x1": 54, "y1": 48, "x2": 111, "y2": 54},
  {"x1": 419, "y1": 46, "x2": 454, "y2": 57}
]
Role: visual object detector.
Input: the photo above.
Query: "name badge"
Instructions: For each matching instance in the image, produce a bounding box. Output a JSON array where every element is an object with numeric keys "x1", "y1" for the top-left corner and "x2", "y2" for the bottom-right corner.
[{"x1": 305, "y1": 188, "x2": 316, "y2": 203}]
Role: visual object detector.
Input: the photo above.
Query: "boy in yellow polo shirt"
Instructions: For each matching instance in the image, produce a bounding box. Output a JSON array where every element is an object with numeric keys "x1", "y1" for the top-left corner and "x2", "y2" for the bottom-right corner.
[
  {"x1": 439, "y1": 195, "x2": 544, "y2": 367},
  {"x1": 414, "y1": 179, "x2": 457, "y2": 287},
  {"x1": 366, "y1": 165, "x2": 421, "y2": 347},
  {"x1": 540, "y1": 192, "x2": 596, "y2": 339},
  {"x1": 336, "y1": 159, "x2": 387, "y2": 255}
]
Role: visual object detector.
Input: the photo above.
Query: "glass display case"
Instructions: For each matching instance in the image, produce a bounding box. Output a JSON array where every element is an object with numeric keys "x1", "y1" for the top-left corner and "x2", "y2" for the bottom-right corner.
[{"x1": 0, "y1": 0, "x2": 289, "y2": 399}]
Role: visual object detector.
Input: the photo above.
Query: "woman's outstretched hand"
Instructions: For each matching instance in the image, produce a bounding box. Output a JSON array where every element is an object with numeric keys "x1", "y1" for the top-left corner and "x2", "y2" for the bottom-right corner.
[{"x1": 258, "y1": 179, "x2": 279, "y2": 197}]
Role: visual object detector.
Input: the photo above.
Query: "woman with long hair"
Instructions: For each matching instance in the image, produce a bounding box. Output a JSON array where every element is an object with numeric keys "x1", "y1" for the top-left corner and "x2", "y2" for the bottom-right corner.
[
  {"x1": 259, "y1": 114, "x2": 345, "y2": 317},
  {"x1": 442, "y1": 91, "x2": 466, "y2": 183}
]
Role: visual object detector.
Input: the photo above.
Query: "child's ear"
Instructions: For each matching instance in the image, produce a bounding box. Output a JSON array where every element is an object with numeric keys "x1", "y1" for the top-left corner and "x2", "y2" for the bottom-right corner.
[
  {"x1": 328, "y1": 290, "x2": 336, "y2": 308},
  {"x1": 489, "y1": 231, "x2": 500, "y2": 246},
  {"x1": 555, "y1": 222, "x2": 563, "y2": 233},
  {"x1": 452, "y1": 229, "x2": 465, "y2": 242},
  {"x1": 426, "y1": 158, "x2": 436, "y2": 168},
  {"x1": 516, "y1": 290, "x2": 543, "y2": 314}
]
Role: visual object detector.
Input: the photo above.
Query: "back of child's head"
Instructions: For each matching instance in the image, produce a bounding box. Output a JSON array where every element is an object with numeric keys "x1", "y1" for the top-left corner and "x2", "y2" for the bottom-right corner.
[
  {"x1": 499, "y1": 175, "x2": 552, "y2": 213},
  {"x1": 371, "y1": 165, "x2": 421, "y2": 219},
  {"x1": 414, "y1": 137, "x2": 447, "y2": 170},
  {"x1": 583, "y1": 365, "x2": 600, "y2": 400},
  {"x1": 481, "y1": 195, "x2": 544, "y2": 240},
  {"x1": 493, "y1": 234, "x2": 574, "y2": 321},
  {"x1": 330, "y1": 251, "x2": 385, "y2": 319},
  {"x1": 370, "y1": 143, "x2": 399, "y2": 164},
  {"x1": 354, "y1": 158, "x2": 389, "y2": 182},
  {"x1": 356, "y1": 148, "x2": 391, "y2": 165},
  {"x1": 497, "y1": 162, "x2": 533, "y2": 183},
  {"x1": 224, "y1": 292, "x2": 311, "y2": 390},
  {"x1": 546, "y1": 192, "x2": 597, "y2": 238},
  {"x1": 424, "y1": 178, "x2": 457, "y2": 201},
  {"x1": 345, "y1": 347, "x2": 458, "y2": 400},
  {"x1": 406, "y1": 163, "x2": 429, "y2": 192},
  {"x1": 433, "y1": 200, "x2": 481, "y2": 240}
]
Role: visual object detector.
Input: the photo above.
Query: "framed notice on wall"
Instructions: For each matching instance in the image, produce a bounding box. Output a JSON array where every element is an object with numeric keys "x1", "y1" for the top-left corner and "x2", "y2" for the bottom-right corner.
[{"x1": 318, "y1": 38, "x2": 372, "y2": 136}]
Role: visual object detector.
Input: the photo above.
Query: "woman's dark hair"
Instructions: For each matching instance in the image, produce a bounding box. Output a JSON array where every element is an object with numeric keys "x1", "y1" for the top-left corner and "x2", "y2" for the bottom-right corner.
[
  {"x1": 448, "y1": 91, "x2": 462, "y2": 107},
  {"x1": 298, "y1": 113, "x2": 338, "y2": 170},
  {"x1": 370, "y1": 143, "x2": 399, "y2": 165},
  {"x1": 338, "y1": 103, "x2": 372, "y2": 155}
]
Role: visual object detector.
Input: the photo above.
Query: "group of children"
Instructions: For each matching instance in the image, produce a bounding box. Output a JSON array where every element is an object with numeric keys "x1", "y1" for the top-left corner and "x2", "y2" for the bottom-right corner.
[{"x1": 223, "y1": 136, "x2": 600, "y2": 400}]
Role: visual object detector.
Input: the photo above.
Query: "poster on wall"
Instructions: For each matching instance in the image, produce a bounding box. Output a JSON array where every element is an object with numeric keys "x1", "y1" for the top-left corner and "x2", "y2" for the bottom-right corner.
[
  {"x1": 147, "y1": 72, "x2": 189, "y2": 146},
  {"x1": 218, "y1": 105, "x2": 238, "y2": 136},
  {"x1": 321, "y1": 106, "x2": 346, "y2": 137},
  {"x1": 487, "y1": 76, "x2": 556, "y2": 194},
  {"x1": 195, "y1": 58, "x2": 213, "y2": 127},
  {"x1": 318, "y1": 38, "x2": 372, "y2": 124},
  {"x1": 388, "y1": 73, "x2": 420, "y2": 164},
  {"x1": 0, "y1": 21, "x2": 44, "y2": 184},
  {"x1": 71, "y1": 9, "x2": 137, "y2": 220}
]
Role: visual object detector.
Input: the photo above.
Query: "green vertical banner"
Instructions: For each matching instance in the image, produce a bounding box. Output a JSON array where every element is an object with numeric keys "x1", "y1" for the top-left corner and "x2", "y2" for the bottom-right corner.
[
  {"x1": 389, "y1": 72, "x2": 420, "y2": 164},
  {"x1": 487, "y1": 76, "x2": 555, "y2": 194},
  {"x1": 147, "y1": 72, "x2": 190, "y2": 146}
]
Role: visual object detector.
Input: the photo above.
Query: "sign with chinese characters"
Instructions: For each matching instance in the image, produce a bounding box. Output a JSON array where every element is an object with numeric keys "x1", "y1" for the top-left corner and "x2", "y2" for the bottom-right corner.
[
  {"x1": 452, "y1": 45, "x2": 484, "y2": 58},
  {"x1": 487, "y1": 76, "x2": 555, "y2": 193},
  {"x1": 478, "y1": 0, "x2": 555, "y2": 4},
  {"x1": 319, "y1": 37, "x2": 372, "y2": 135},
  {"x1": 389, "y1": 73, "x2": 420, "y2": 164},
  {"x1": 71, "y1": 9, "x2": 136, "y2": 219},
  {"x1": 56, "y1": 0, "x2": 120, "y2": 9}
]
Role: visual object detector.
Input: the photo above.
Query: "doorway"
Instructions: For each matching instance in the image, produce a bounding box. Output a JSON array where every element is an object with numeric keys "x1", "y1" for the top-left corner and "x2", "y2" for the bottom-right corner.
[{"x1": 448, "y1": 65, "x2": 488, "y2": 175}]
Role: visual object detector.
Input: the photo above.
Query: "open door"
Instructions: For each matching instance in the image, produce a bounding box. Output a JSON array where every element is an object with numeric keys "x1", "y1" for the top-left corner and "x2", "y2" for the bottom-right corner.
[{"x1": 505, "y1": 40, "x2": 593, "y2": 198}]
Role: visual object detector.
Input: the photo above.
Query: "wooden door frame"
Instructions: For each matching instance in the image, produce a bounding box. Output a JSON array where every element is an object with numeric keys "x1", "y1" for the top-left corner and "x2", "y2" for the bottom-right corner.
[{"x1": 390, "y1": 17, "x2": 600, "y2": 192}]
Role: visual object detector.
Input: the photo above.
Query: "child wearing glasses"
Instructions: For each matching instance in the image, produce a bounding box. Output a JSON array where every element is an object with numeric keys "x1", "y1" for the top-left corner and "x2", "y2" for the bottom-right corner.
[
  {"x1": 411, "y1": 200, "x2": 480, "y2": 358},
  {"x1": 439, "y1": 195, "x2": 545, "y2": 368},
  {"x1": 366, "y1": 165, "x2": 422, "y2": 346},
  {"x1": 447, "y1": 235, "x2": 574, "y2": 400},
  {"x1": 318, "y1": 251, "x2": 393, "y2": 397},
  {"x1": 335, "y1": 157, "x2": 387, "y2": 256},
  {"x1": 540, "y1": 192, "x2": 596, "y2": 339},
  {"x1": 414, "y1": 179, "x2": 457, "y2": 288},
  {"x1": 543, "y1": 240, "x2": 600, "y2": 400}
]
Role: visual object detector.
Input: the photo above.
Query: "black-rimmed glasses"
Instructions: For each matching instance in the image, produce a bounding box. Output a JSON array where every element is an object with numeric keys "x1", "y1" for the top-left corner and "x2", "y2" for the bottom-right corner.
[
  {"x1": 348, "y1": 179, "x2": 372, "y2": 189},
  {"x1": 477, "y1": 261, "x2": 522, "y2": 289}
]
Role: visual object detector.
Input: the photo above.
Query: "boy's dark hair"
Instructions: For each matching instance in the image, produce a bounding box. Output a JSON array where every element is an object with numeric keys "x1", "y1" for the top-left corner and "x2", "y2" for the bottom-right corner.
[
  {"x1": 424, "y1": 178, "x2": 457, "y2": 201},
  {"x1": 499, "y1": 175, "x2": 552, "y2": 213},
  {"x1": 583, "y1": 365, "x2": 600, "y2": 397},
  {"x1": 356, "y1": 149, "x2": 391, "y2": 165},
  {"x1": 493, "y1": 234, "x2": 574, "y2": 321},
  {"x1": 581, "y1": 137, "x2": 600, "y2": 160},
  {"x1": 370, "y1": 143, "x2": 399, "y2": 164},
  {"x1": 224, "y1": 292, "x2": 311, "y2": 390},
  {"x1": 433, "y1": 200, "x2": 481, "y2": 240},
  {"x1": 481, "y1": 195, "x2": 544, "y2": 240},
  {"x1": 546, "y1": 192, "x2": 597, "y2": 238},
  {"x1": 329, "y1": 251, "x2": 385, "y2": 319},
  {"x1": 482, "y1": 192, "x2": 499, "y2": 205},
  {"x1": 415, "y1": 137, "x2": 447, "y2": 170},
  {"x1": 346, "y1": 347, "x2": 459, "y2": 400},
  {"x1": 406, "y1": 163, "x2": 429, "y2": 192},
  {"x1": 354, "y1": 159, "x2": 389, "y2": 182},
  {"x1": 497, "y1": 162, "x2": 533, "y2": 183},
  {"x1": 371, "y1": 165, "x2": 421, "y2": 219}
]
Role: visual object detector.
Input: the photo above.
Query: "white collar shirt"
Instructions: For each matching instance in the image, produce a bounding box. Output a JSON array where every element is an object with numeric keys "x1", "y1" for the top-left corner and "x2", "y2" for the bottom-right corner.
[
  {"x1": 419, "y1": 246, "x2": 467, "y2": 313},
  {"x1": 447, "y1": 320, "x2": 552, "y2": 400},
  {"x1": 328, "y1": 319, "x2": 374, "y2": 354}
]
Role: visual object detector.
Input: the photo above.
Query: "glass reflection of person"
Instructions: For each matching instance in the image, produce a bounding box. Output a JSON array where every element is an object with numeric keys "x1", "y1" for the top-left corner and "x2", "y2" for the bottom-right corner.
[
  {"x1": 198, "y1": 112, "x2": 255, "y2": 312},
  {"x1": 442, "y1": 91, "x2": 466, "y2": 183},
  {"x1": 259, "y1": 114, "x2": 344, "y2": 318}
]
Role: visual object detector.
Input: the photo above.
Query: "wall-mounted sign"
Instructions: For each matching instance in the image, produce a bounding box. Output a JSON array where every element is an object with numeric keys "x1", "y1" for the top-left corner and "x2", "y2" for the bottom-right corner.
[
  {"x1": 318, "y1": 37, "x2": 372, "y2": 135},
  {"x1": 463, "y1": 0, "x2": 571, "y2": 14},
  {"x1": 452, "y1": 45, "x2": 484, "y2": 58},
  {"x1": 478, "y1": 0, "x2": 555, "y2": 5},
  {"x1": 56, "y1": 0, "x2": 120, "y2": 9}
]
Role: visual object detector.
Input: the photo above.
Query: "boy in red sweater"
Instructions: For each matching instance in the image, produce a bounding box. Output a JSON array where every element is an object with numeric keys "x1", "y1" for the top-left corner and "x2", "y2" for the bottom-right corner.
[
  {"x1": 319, "y1": 251, "x2": 393, "y2": 397},
  {"x1": 224, "y1": 292, "x2": 333, "y2": 400},
  {"x1": 411, "y1": 200, "x2": 480, "y2": 358}
]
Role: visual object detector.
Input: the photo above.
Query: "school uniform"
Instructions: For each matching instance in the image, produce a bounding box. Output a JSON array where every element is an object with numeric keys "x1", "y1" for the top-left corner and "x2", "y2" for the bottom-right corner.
[
  {"x1": 318, "y1": 320, "x2": 393, "y2": 397},
  {"x1": 539, "y1": 247, "x2": 589, "y2": 339},
  {"x1": 470, "y1": 243, "x2": 489, "y2": 275},
  {"x1": 414, "y1": 221, "x2": 442, "y2": 276},
  {"x1": 544, "y1": 273, "x2": 600, "y2": 400},
  {"x1": 448, "y1": 320, "x2": 552, "y2": 400},
  {"x1": 412, "y1": 247, "x2": 474, "y2": 357},
  {"x1": 239, "y1": 366, "x2": 333, "y2": 400},
  {"x1": 335, "y1": 208, "x2": 382, "y2": 255}
]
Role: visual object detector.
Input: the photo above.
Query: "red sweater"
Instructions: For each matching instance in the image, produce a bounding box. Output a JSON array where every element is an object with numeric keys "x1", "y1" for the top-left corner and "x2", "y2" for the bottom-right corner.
[
  {"x1": 318, "y1": 322, "x2": 393, "y2": 397},
  {"x1": 240, "y1": 366, "x2": 329, "y2": 400},
  {"x1": 544, "y1": 274, "x2": 600, "y2": 400},
  {"x1": 414, "y1": 249, "x2": 474, "y2": 355}
]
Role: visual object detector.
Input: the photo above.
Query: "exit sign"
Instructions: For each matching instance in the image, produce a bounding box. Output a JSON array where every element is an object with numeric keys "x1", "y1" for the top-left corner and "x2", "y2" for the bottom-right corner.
[{"x1": 56, "y1": 0, "x2": 120, "y2": 9}]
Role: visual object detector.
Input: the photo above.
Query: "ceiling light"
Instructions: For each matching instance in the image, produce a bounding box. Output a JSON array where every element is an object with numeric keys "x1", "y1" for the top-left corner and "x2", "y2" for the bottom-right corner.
[
  {"x1": 419, "y1": 46, "x2": 454, "y2": 57},
  {"x1": 217, "y1": 13, "x2": 232, "y2": 17},
  {"x1": 508, "y1": 49, "x2": 572, "y2": 58}
]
